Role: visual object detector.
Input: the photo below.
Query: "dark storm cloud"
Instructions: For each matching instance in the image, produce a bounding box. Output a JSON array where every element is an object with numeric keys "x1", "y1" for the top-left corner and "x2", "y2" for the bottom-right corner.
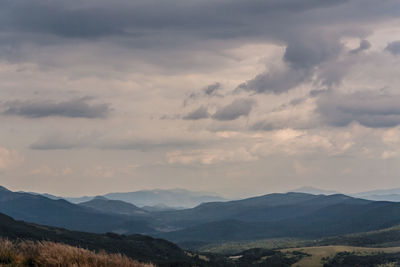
[
  {"x1": 385, "y1": 41, "x2": 400, "y2": 55},
  {"x1": 238, "y1": 35, "x2": 343, "y2": 94},
  {"x1": 212, "y1": 99, "x2": 255, "y2": 121},
  {"x1": 0, "y1": 0, "x2": 399, "y2": 73},
  {"x1": 183, "y1": 83, "x2": 222, "y2": 107},
  {"x1": 283, "y1": 37, "x2": 343, "y2": 69},
  {"x1": 0, "y1": 0, "x2": 348, "y2": 39},
  {"x1": 183, "y1": 106, "x2": 210, "y2": 120},
  {"x1": 2, "y1": 98, "x2": 110, "y2": 119},
  {"x1": 203, "y1": 83, "x2": 221, "y2": 96},
  {"x1": 350, "y1": 40, "x2": 371, "y2": 54},
  {"x1": 316, "y1": 91, "x2": 400, "y2": 128},
  {"x1": 237, "y1": 68, "x2": 311, "y2": 94}
]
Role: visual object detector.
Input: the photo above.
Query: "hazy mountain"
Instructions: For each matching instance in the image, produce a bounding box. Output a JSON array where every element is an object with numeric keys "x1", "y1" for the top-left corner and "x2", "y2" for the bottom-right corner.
[
  {"x1": 356, "y1": 188, "x2": 400, "y2": 196},
  {"x1": 17, "y1": 190, "x2": 95, "y2": 204},
  {"x1": 353, "y1": 188, "x2": 400, "y2": 202},
  {"x1": 7, "y1": 184, "x2": 400, "y2": 248},
  {"x1": 290, "y1": 186, "x2": 339, "y2": 195},
  {"x1": 103, "y1": 188, "x2": 227, "y2": 208},
  {"x1": 142, "y1": 204, "x2": 183, "y2": 212},
  {"x1": 0, "y1": 186, "x2": 154, "y2": 234},
  {"x1": 23, "y1": 188, "x2": 227, "y2": 207},
  {"x1": 355, "y1": 194, "x2": 400, "y2": 202},
  {"x1": 154, "y1": 193, "x2": 363, "y2": 229},
  {"x1": 79, "y1": 196, "x2": 148, "y2": 216}
]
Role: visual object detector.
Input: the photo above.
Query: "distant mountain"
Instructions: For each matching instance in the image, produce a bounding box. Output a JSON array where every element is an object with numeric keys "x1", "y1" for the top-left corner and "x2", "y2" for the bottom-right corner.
[
  {"x1": 17, "y1": 190, "x2": 94, "y2": 204},
  {"x1": 356, "y1": 188, "x2": 400, "y2": 196},
  {"x1": 0, "y1": 186, "x2": 154, "y2": 234},
  {"x1": 79, "y1": 197, "x2": 148, "y2": 216},
  {"x1": 103, "y1": 188, "x2": 227, "y2": 208},
  {"x1": 142, "y1": 204, "x2": 183, "y2": 212},
  {"x1": 155, "y1": 193, "x2": 360, "y2": 229},
  {"x1": 353, "y1": 188, "x2": 400, "y2": 202},
  {"x1": 157, "y1": 193, "x2": 400, "y2": 245},
  {"x1": 24, "y1": 188, "x2": 227, "y2": 207},
  {"x1": 290, "y1": 186, "x2": 339, "y2": 195},
  {"x1": 355, "y1": 194, "x2": 400, "y2": 202},
  {"x1": 8, "y1": 184, "x2": 400, "y2": 248}
]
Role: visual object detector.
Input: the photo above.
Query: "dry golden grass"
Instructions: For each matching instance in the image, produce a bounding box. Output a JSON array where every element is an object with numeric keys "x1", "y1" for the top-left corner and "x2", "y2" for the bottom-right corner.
[{"x1": 0, "y1": 239, "x2": 155, "y2": 267}]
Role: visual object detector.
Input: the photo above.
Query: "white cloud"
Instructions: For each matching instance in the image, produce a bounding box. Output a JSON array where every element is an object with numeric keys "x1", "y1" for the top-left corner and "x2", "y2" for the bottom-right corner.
[
  {"x1": 166, "y1": 147, "x2": 257, "y2": 165},
  {"x1": 0, "y1": 147, "x2": 23, "y2": 170}
]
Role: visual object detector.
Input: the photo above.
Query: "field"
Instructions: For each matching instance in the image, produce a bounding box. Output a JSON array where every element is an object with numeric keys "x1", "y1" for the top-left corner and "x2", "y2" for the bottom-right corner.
[
  {"x1": 200, "y1": 238, "x2": 313, "y2": 254},
  {"x1": 282, "y1": 246, "x2": 400, "y2": 267}
]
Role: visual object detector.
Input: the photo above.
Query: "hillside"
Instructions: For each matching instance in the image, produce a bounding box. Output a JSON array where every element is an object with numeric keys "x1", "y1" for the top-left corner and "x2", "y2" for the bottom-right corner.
[
  {"x1": 0, "y1": 239, "x2": 153, "y2": 267},
  {"x1": 154, "y1": 193, "x2": 369, "y2": 228},
  {"x1": 0, "y1": 186, "x2": 154, "y2": 234},
  {"x1": 0, "y1": 212, "x2": 207, "y2": 266},
  {"x1": 156, "y1": 194, "x2": 400, "y2": 245}
]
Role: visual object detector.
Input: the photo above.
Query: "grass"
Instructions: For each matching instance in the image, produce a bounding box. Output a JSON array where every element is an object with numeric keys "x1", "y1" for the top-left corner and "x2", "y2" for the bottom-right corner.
[
  {"x1": 282, "y1": 246, "x2": 400, "y2": 267},
  {"x1": 0, "y1": 239, "x2": 154, "y2": 267},
  {"x1": 199, "y1": 238, "x2": 313, "y2": 254}
]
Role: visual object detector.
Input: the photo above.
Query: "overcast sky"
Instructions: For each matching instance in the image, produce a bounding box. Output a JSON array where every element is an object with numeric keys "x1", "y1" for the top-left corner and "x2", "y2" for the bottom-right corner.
[{"x1": 2, "y1": 0, "x2": 400, "y2": 197}]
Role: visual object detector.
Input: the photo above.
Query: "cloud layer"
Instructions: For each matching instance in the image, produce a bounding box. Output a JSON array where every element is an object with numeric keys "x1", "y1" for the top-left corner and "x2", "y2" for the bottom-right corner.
[
  {"x1": 2, "y1": 98, "x2": 110, "y2": 119},
  {"x1": 2, "y1": 0, "x2": 400, "y2": 196}
]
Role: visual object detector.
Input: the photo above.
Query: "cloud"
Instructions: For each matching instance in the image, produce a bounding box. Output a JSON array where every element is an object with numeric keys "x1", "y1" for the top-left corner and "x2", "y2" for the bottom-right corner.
[
  {"x1": 30, "y1": 131, "x2": 204, "y2": 150},
  {"x1": 212, "y1": 98, "x2": 255, "y2": 121},
  {"x1": 0, "y1": 0, "x2": 349, "y2": 40},
  {"x1": 385, "y1": 40, "x2": 400, "y2": 55},
  {"x1": 316, "y1": 91, "x2": 400, "y2": 128},
  {"x1": 167, "y1": 147, "x2": 257, "y2": 165},
  {"x1": 183, "y1": 106, "x2": 210, "y2": 120},
  {"x1": 0, "y1": 147, "x2": 23, "y2": 170},
  {"x1": 250, "y1": 129, "x2": 335, "y2": 157},
  {"x1": 2, "y1": 97, "x2": 110, "y2": 119},
  {"x1": 350, "y1": 39, "x2": 371, "y2": 54},
  {"x1": 184, "y1": 82, "x2": 222, "y2": 107},
  {"x1": 283, "y1": 37, "x2": 342, "y2": 69},
  {"x1": 30, "y1": 165, "x2": 72, "y2": 177},
  {"x1": 203, "y1": 82, "x2": 221, "y2": 96},
  {"x1": 237, "y1": 67, "x2": 310, "y2": 94},
  {"x1": 238, "y1": 35, "x2": 343, "y2": 94},
  {"x1": 30, "y1": 132, "x2": 98, "y2": 150}
]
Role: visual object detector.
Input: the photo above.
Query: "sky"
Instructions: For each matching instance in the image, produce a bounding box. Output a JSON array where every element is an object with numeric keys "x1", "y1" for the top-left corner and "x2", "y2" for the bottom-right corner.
[{"x1": 1, "y1": 0, "x2": 400, "y2": 198}]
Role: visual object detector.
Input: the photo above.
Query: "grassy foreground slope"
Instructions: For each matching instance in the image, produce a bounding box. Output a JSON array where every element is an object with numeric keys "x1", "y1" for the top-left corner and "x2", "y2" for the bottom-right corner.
[
  {"x1": 0, "y1": 239, "x2": 154, "y2": 267},
  {"x1": 0, "y1": 212, "x2": 203, "y2": 267}
]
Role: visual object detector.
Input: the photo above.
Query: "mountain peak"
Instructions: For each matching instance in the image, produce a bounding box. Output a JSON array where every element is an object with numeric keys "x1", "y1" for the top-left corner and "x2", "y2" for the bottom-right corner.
[
  {"x1": 290, "y1": 186, "x2": 338, "y2": 195},
  {"x1": 93, "y1": 196, "x2": 108, "y2": 200}
]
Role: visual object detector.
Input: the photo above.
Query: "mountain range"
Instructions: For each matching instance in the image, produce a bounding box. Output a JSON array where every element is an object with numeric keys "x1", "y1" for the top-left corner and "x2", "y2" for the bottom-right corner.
[
  {"x1": 292, "y1": 186, "x2": 400, "y2": 202},
  {"x1": 23, "y1": 188, "x2": 227, "y2": 208},
  {"x1": 4, "y1": 185, "x2": 400, "y2": 249}
]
